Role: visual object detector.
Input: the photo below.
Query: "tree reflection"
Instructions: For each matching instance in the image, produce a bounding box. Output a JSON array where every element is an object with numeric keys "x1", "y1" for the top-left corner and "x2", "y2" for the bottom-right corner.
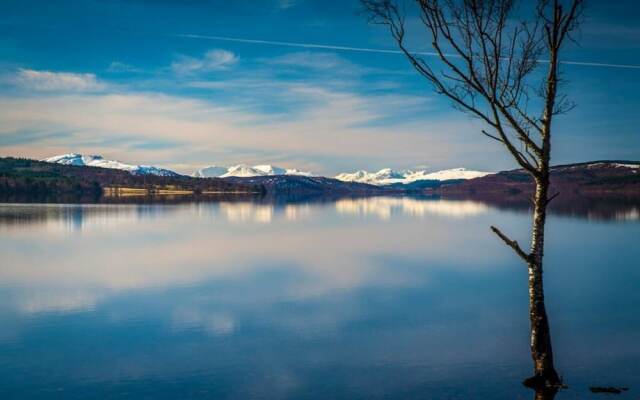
[{"x1": 533, "y1": 387, "x2": 558, "y2": 400}]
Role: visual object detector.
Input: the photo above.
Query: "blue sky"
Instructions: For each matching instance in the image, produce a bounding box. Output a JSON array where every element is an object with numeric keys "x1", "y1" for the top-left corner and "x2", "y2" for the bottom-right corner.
[{"x1": 0, "y1": 0, "x2": 639, "y2": 175}]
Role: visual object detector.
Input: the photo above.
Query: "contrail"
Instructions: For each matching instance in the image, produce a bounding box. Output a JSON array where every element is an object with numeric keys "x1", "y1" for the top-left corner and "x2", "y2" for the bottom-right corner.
[
  {"x1": 174, "y1": 33, "x2": 640, "y2": 70},
  {"x1": 174, "y1": 33, "x2": 455, "y2": 58}
]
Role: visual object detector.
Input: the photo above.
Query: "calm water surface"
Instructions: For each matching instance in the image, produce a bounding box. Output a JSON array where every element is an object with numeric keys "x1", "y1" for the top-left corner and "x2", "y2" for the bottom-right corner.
[{"x1": 0, "y1": 197, "x2": 638, "y2": 399}]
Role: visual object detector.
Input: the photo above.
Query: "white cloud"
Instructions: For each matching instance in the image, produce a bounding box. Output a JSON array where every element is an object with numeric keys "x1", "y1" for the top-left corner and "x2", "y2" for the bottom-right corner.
[
  {"x1": 171, "y1": 49, "x2": 239, "y2": 75},
  {"x1": 13, "y1": 68, "x2": 106, "y2": 92}
]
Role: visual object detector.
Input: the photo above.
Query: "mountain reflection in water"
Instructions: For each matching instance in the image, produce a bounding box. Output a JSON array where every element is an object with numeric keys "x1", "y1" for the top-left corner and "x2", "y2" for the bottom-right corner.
[{"x1": 1, "y1": 195, "x2": 638, "y2": 229}]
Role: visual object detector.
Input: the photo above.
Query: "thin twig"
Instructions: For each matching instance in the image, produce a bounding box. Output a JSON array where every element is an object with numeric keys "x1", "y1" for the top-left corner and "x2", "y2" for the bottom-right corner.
[
  {"x1": 482, "y1": 129, "x2": 504, "y2": 143},
  {"x1": 546, "y1": 191, "x2": 560, "y2": 205}
]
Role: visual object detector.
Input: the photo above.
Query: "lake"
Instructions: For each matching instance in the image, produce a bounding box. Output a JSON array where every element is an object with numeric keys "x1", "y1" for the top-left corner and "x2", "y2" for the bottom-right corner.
[{"x1": 0, "y1": 197, "x2": 638, "y2": 399}]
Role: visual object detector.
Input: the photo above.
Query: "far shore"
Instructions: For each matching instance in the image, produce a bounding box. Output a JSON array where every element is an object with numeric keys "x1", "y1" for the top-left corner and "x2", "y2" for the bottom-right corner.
[{"x1": 103, "y1": 187, "x2": 261, "y2": 197}]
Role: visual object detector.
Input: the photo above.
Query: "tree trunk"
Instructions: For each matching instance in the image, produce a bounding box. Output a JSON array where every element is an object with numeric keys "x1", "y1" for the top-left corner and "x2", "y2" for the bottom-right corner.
[{"x1": 524, "y1": 175, "x2": 561, "y2": 388}]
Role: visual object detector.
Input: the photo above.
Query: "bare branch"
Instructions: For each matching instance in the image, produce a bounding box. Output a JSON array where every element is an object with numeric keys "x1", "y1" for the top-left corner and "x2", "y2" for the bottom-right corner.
[{"x1": 491, "y1": 225, "x2": 532, "y2": 262}]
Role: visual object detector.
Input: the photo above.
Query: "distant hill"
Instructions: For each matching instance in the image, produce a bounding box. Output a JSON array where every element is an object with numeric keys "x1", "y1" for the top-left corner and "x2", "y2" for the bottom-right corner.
[{"x1": 439, "y1": 161, "x2": 640, "y2": 202}]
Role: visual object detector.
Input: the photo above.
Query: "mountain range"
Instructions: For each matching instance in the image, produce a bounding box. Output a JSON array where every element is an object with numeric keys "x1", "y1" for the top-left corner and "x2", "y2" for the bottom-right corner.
[
  {"x1": 4, "y1": 156, "x2": 639, "y2": 203},
  {"x1": 194, "y1": 164, "x2": 314, "y2": 178},
  {"x1": 44, "y1": 153, "x2": 491, "y2": 185},
  {"x1": 334, "y1": 167, "x2": 491, "y2": 185}
]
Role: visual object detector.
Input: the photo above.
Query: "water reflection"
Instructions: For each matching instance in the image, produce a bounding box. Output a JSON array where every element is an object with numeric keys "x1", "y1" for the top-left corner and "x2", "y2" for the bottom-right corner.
[
  {"x1": 2, "y1": 197, "x2": 497, "y2": 232},
  {"x1": 534, "y1": 388, "x2": 558, "y2": 400},
  {"x1": 0, "y1": 203, "x2": 175, "y2": 233},
  {"x1": 0, "y1": 197, "x2": 638, "y2": 399},
  {"x1": 217, "y1": 202, "x2": 313, "y2": 224},
  {"x1": 2, "y1": 195, "x2": 638, "y2": 231},
  {"x1": 335, "y1": 197, "x2": 490, "y2": 219}
]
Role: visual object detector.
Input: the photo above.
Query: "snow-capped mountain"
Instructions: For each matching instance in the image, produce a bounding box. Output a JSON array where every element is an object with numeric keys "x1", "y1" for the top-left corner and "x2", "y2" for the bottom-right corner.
[
  {"x1": 194, "y1": 164, "x2": 313, "y2": 178},
  {"x1": 335, "y1": 167, "x2": 492, "y2": 186},
  {"x1": 43, "y1": 153, "x2": 179, "y2": 177},
  {"x1": 335, "y1": 168, "x2": 405, "y2": 185},
  {"x1": 405, "y1": 168, "x2": 493, "y2": 182},
  {"x1": 43, "y1": 154, "x2": 489, "y2": 184}
]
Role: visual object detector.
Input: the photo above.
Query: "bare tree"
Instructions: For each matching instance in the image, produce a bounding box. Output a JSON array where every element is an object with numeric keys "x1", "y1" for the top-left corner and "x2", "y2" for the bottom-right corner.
[{"x1": 361, "y1": 0, "x2": 584, "y2": 389}]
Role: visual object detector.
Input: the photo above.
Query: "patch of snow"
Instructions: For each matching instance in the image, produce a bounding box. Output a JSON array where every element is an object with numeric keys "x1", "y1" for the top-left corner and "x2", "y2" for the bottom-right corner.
[
  {"x1": 415, "y1": 168, "x2": 492, "y2": 181},
  {"x1": 192, "y1": 165, "x2": 228, "y2": 178},
  {"x1": 222, "y1": 164, "x2": 264, "y2": 178},
  {"x1": 582, "y1": 162, "x2": 640, "y2": 170},
  {"x1": 335, "y1": 169, "x2": 405, "y2": 185},
  {"x1": 611, "y1": 163, "x2": 640, "y2": 169},
  {"x1": 253, "y1": 165, "x2": 288, "y2": 176}
]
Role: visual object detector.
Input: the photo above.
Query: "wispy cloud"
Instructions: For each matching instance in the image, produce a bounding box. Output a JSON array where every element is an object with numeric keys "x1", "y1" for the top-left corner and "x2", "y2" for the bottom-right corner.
[
  {"x1": 267, "y1": 51, "x2": 366, "y2": 75},
  {"x1": 581, "y1": 21, "x2": 640, "y2": 49},
  {"x1": 12, "y1": 68, "x2": 106, "y2": 92},
  {"x1": 171, "y1": 49, "x2": 239, "y2": 75},
  {"x1": 278, "y1": 0, "x2": 297, "y2": 10}
]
